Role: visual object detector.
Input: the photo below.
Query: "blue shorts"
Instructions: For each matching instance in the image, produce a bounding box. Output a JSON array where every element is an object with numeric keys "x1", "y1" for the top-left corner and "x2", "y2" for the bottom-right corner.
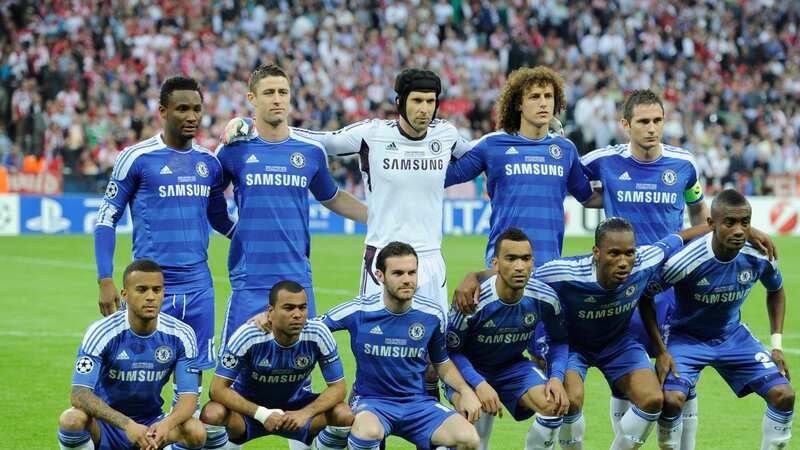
[
  {"x1": 628, "y1": 289, "x2": 675, "y2": 356},
  {"x1": 162, "y1": 287, "x2": 215, "y2": 370},
  {"x1": 97, "y1": 413, "x2": 166, "y2": 450},
  {"x1": 444, "y1": 359, "x2": 547, "y2": 421},
  {"x1": 664, "y1": 325, "x2": 790, "y2": 398},
  {"x1": 568, "y1": 334, "x2": 653, "y2": 388},
  {"x1": 231, "y1": 391, "x2": 320, "y2": 445},
  {"x1": 350, "y1": 395, "x2": 456, "y2": 448},
  {"x1": 220, "y1": 288, "x2": 317, "y2": 348}
]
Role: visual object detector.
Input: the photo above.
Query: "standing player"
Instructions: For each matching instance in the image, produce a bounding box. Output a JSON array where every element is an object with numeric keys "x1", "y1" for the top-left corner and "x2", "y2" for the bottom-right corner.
[
  {"x1": 646, "y1": 190, "x2": 794, "y2": 450},
  {"x1": 94, "y1": 76, "x2": 235, "y2": 376},
  {"x1": 444, "y1": 66, "x2": 601, "y2": 269},
  {"x1": 320, "y1": 242, "x2": 482, "y2": 450},
  {"x1": 215, "y1": 63, "x2": 367, "y2": 348},
  {"x1": 446, "y1": 228, "x2": 569, "y2": 450},
  {"x1": 57, "y1": 260, "x2": 206, "y2": 450},
  {"x1": 200, "y1": 281, "x2": 353, "y2": 450}
]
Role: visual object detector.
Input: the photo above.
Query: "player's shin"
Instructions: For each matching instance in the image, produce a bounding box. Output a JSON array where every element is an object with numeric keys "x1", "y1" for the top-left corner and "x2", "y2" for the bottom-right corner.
[
  {"x1": 526, "y1": 415, "x2": 562, "y2": 450},
  {"x1": 610, "y1": 396, "x2": 630, "y2": 435},
  {"x1": 679, "y1": 391, "x2": 698, "y2": 450},
  {"x1": 611, "y1": 406, "x2": 660, "y2": 450},
  {"x1": 558, "y1": 413, "x2": 585, "y2": 450},
  {"x1": 474, "y1": 413, "x2": 495, "y2": 450},
  {"x1": 202, "y1": 424, "x2": 229, "y2": 449},
  {"x1": 347, "y1": 435, "x2": 381, "y2": 450},
  {"x1": 57, "y1": 429, "x2": 95, "y2": 450},
  {"x1": 761, "y1": 404, "x2": 793, "y2": 450},
  {"x1": 313, "y1": 426, "x2": 350, "y2": 450},
  {"x1": 656, "y1": 414, "x2": 682, "y2": 450}
]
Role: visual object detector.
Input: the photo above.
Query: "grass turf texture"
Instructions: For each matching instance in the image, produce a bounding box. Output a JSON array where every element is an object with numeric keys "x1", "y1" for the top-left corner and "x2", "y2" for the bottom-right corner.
[{"x1": 0, "y1": 234, "x2": 797, "y2": 449}]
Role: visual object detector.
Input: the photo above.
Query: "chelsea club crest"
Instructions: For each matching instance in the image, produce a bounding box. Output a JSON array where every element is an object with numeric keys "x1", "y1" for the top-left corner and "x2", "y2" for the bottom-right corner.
[
  {"x1": 625, "y1": 284, "x2": 637, "y2": 297},
  {"x1": 661, "y1": 169, "x2": 677, "y2": 186},
  {"x1": 195, "y1": 161, "x2": 209, "y2": 178},
  {"x1": 154, "y1": 346, "x2": 174, "y2": 363},
  {"x1": 408, "y1": 323, "x2": 426, "y2": 341},
  {"x1": 290, "y1": 152, "x2": 306, "y2": 169},
  {"x1": 548, "y1": 144, "x2": 562, "y2": 159}
]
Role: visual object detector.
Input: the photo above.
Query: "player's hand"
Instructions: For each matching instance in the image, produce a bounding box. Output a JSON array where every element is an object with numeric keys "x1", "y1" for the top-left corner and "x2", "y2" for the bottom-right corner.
[
  {"x1": 124, "y1": 421, "x2": 156, "y2": 450},
  {"x1": 453, "y1": 273, "x2": 481, "y2": 314},
  {"x1": 748, "y1": 228, "x2": 778, "y2": 260},
  {"x1": 545, "y1": 377, "x2": 569, "y2": 417},
  {"x1": 279, "y1": 409, "x2": 313, "y2": 432},
  {"x1": 145, "y1": 420, "x2": 172, "y2": 449},
  {"x1": 655, "y1": 351, "x2": 679, "y2": 386},
  {"x1": 456, "y1": 388, "x2": 483, "y2": 423},
  {"x1": 247, "y1": 312, "x2": 271, "y2": 332},
  {"x1": 474, "y1": 381, "x2": 502, "y2": 417},
  {"x1": 549, "y1": 117, "x2": 565, "y2": 136},
  {"x1": 262, "y1": 410, "x2": 285, "y2": 432},
  {"x1": 98, "y1": 278, "x2": 120, "y2": 316},
  {"x1": 221, "y1": 117, "x2": 254, "y2": 145},
  {"x1": 772, "y1": 349, "x2": 791, "y2": 381}
]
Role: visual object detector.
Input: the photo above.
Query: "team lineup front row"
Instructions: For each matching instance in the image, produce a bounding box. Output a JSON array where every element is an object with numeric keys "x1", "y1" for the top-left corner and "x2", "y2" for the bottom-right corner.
[{"x1": 58, "y1": 191, "x2": 793, "y2": 450}]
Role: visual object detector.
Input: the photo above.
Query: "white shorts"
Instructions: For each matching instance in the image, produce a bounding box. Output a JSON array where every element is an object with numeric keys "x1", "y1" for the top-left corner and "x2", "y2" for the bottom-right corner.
[{"x1": 360, "y1": 245, "x2": 449, "y2": 312}]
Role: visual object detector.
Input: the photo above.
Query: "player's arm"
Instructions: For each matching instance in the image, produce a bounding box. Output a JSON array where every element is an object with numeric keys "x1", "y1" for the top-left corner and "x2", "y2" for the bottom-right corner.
[
  {"x1": 147, "y1": 345, "x2": 201, "y2": 447},
  {"x1": 94, "y1": 157, "x2": 138, "y2": 316},
  {"x1": 446, "y1": 310, "x2": 501, "y2": 416},
  {"x1": 293, "y1": 120, "x2": 372, "y2": 156},
  {"x1": 71, "y1": 386, "x2": 156, "y2": 449},
  {"x1": 538, "y1": 294, "x2": 569, "y2": 416},
  {"x1": 640, "y1": 293, "x2": 677, "y2": 386},
  {"x1": 430, "y1": 317, "x2": 481, "y2": 422},
  {"x1": 452, "y1": 269, "x2": 496, "y2": 315},
  {"x1": 762, "y1": 257, "x2": 789, "y2": 379},
  {"x1": 209, "y1": 375, "x2": 285, "y2": 431},
  {"x1": 320, "y1": 190, "x2": 368, "y2": 224},
  {"x1": 206, "y1": 152, "x2": 236, "y2": 238},
  {"x1": 281, "y1": 379, "x2": 347, "y2": 432},
  {"x1": 565, "y1": 143, "x2": 603, "y2": 208},
  {"x1": 444, "y1": 141, "x2": 485, "y2": 187}
]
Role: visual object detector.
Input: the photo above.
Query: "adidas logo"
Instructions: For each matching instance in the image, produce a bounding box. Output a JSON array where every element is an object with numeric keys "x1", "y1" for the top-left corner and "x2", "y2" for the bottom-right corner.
[
  {"x1": 584, "y1": 296, "x2": 597, "y2": 303},
  {"x1": 246, "y1": 154, "x2": 259, "y2": 163},
  {"x1": 386, "y1": 142, "x2": 398, "y2": 152},
  {"x1": 369, "y1": 325, "x2": 383, "y2": 335},
  {"x1": 619, "y1": 172, "x2": 631, "y2": 180},
  {"x1": 505, "y1": 146, "x2": 519, "y2": 155},
  {"x1": 482, "y1": 320, "x2": 496, "y2": 328},
  {"x1": 160, "y1": 166, "x2": 173, "y2": 175},
  {"x1": 697, "y1": 278, "x2": 710, "y2": 286},
  {"x1": 258, "y1": 358, "x2": 270, "y2": 367},
  {"x1": 116, "y1": 350, "x2": 130, "y2": 360}
]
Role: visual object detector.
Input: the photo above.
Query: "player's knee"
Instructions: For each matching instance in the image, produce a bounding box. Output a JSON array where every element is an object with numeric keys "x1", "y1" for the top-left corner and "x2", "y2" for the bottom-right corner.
[
  {"x1": 330, "y1": 402, "x2": 356, "y2": 426},
  {"x1": 199, "y1": 401, "x2": 228, "y2": 426},
  {"x1": 180, "y1": 418, "x2": 207, "y2": 448},
  {"x1": 662, "y1": 390, "x2": 686, "y2": 416},
  {"x1": 767, "y1": 384, "x2": 796, "y2": 411},
  {"x1": 566, "y1": 389, "x2": 584, "y2": 414},
  {"x1": 59, "y1": 407, "x2": 89, "y2": 431},
  {"x1": 351, "y1": 417, "x2": 384, "y2": 441},
  {"x1": 453, "y1": 423, "x2": 480, "y2": 449},
  {"x1": 636, "y1": 389, "x2": 663, "y2": 413}
]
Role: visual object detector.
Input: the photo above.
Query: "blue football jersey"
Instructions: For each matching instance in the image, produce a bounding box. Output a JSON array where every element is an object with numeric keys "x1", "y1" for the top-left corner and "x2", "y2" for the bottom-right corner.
[
  {"x1": 445, "y1": 131, "x2": 593, "y2": 266},
  {"x1": 72, "y1": 311, "x2": 199, "y2": 421},
  {"x1": 216, "y1": 129, "x2": 339, "y2": 291},
  {"x1": 447, "y1": 275, "x2": 568, "y2": 382},
  {"x1": 536, "y1": 235, "x2": 683, "y2": 350},
  {"x1": 95, "y1": 134, "x2": 231, "y2": 292},
  {"x1": 651, "y1": 235, "x2": 783, "y2": 340},
  {"x1": 321, "y1": 293, "x2": 448, "y2": 398},
  {"x1": 216, "y1": 320, "x2": 344, "y2": 406},
  {"x1": 581, "y1": 144, "x2": 704, "y2": 245}
]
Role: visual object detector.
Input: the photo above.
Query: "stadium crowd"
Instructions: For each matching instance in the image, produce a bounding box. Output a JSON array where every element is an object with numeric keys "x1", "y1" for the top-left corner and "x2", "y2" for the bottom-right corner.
[{"x1": 1, "y1": 0, "x2": 798, "y2": 196}]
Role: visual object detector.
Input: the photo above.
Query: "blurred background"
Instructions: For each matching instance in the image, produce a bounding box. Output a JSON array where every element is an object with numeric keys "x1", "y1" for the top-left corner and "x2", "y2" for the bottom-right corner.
[{"x1": 0, "y1": 0, "x2": 798, "y2": 200}]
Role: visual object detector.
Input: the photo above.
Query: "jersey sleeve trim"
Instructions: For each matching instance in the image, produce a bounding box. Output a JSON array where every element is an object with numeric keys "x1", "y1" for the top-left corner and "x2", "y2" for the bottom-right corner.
[{"x1": 111, "y1": 137, "x2": 161, "y2": 180}]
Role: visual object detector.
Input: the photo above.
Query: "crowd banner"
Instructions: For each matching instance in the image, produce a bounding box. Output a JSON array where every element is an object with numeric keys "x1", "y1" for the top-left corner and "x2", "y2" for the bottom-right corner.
[{"x1": 1, "y1": 194, "x2": 798, "y2": 238}]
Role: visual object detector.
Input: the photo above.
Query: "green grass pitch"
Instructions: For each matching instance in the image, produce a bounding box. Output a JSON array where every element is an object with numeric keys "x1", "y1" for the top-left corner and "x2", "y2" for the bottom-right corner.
[{"x1": 0, "y1": 234, "x2": 797, "y2": 449}]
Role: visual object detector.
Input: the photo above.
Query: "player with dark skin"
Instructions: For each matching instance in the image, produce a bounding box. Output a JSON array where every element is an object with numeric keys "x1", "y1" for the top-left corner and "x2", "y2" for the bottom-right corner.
[
  {"x1": 97, "y1": 89, "x2": 204, "y2": 315},
  {"x1": 61, "y1": 268, "x2": 205, "y2": 450},
  {"x1": 201, "y1": 287, "x2": 354, "y2": 440}
]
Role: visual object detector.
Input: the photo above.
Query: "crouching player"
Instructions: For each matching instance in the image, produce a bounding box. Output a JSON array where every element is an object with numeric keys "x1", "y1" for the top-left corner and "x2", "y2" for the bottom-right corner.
[
  {"x1": 650, "y1": 190, "x2": 794, "y2": 450},
  {"x1": 58, "y1": 259, "x2": 206, "y2": 450},
  {"x1": 201, "y1": 281, "x2": 353, "y2": 450},
  {"x1": 446, "y1": 228, "x2": 569, "y2": 450}
]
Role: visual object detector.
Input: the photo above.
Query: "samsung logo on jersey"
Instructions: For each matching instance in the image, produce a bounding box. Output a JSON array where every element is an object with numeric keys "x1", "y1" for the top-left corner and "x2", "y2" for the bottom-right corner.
[
  {"x1": 250, "y1": 369, "x2": 312, "y2": 384},
  {"x1": 382, "y1": 158, "x2": 444, "y2": 171},
  {"x1": 577, "y1": 301, "x2": 637, "y2": 319},
  {"x1": 616, "y1": 191, "x2": 678, "y2": 204},
  {"x1": 476, "y1": 330, "x2": 533, "y2": 344},
  {"x1": 158, "y1": 184, "x2": 211, "y2": 198},
  {"x1": 693, "y1": 287, "x2": 752, "y2": 304},
  {"x1": 363, "y1": 343, "x2": 426, "y2": 358},
  {"x1": 107, "y1": 368, "x2": 169, "y2": 382},
  {"x1": 504, "y1": 163, "x2": 564, "y2": 177},
  {"x1": 245, "y1": 173, "x2": 308, "y2": 187}
]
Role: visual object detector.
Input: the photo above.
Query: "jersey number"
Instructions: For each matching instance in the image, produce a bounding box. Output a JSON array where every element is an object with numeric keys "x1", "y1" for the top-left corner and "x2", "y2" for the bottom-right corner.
[{"x1": 755, "y1": 352, "x2": 776, "y2": 369}]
